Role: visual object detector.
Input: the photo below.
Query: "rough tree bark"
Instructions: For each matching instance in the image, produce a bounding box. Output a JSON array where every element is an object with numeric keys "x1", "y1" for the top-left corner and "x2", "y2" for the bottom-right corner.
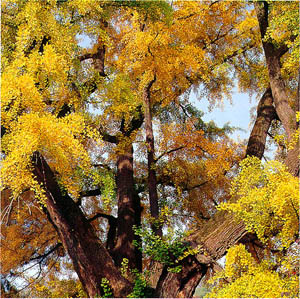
[
  {"x1": 255, "y1": 1, "x2": 299, "y2": 176},
  {"x1": 111, "y1": 144, "x2": 142, "y2": 272},
  {"x1": 79, "y1": 34, "x2": 144, "y2": 272},
  {"x1": 15, "y1": 5, "x2": 298, "y2": 297},
  {"x1": 32, "y1": 152, "x2": 132, "y2": 297},
  {"x1": 154, "y1": 211, "x2": 248, "y2": 298},
  {"x1": 246, "y1": 87, "x2": 278, "y2": 159},
  {"x1": 143, "y1": 76, "x2": 162, "y2": 237}
]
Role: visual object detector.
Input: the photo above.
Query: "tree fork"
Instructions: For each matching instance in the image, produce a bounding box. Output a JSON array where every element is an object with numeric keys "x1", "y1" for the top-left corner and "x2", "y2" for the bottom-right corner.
[{"x1": 32, "y1": 152, "x2": 132, "y2": 297}]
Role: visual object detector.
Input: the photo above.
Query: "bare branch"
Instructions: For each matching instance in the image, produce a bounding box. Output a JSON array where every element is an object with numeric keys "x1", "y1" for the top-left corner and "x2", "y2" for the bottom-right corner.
[
  {"x1": 93, "y1": 163, "x2": 112, "y2": 171},
  {"x1": 80, "y1": 189, "x2": 102, "y2": 198},
  {"x1": 88, "y1": 212, "x2": 116, "y2": 223},
  {"x1": 155, "y1": 146, "x2": 185, "y2": 163},
  {"x1": 29, "y1": 243, "x2": 62, "y2": 263},
  {"x1": 99, "y1": 126, "x2": 118, "y2": 144}
]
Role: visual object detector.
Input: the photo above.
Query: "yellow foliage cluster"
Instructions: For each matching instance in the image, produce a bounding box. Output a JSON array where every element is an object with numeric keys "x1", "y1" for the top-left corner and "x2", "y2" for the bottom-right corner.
[
  {"x1": 264, "y1": 1, "x2": 299, "y2": 79},
  {"x1": 30, "y1": 278, "x2": 86, "y2": 298},
  {"x1": 109, "y1": 0, "x2": 254, "y2": 105},
  {"x1": 208, "y1": 157, "x2": 299, "y2": 298},
  {"x1": 219, "y1": 157, "x2": 298, "y2": 248},
  {"x1": 207, "y1": 244, "x2": 299, "y2": 298},
  {"x1": 1, "y1": 113, "x2": 96, "y2": 200}
]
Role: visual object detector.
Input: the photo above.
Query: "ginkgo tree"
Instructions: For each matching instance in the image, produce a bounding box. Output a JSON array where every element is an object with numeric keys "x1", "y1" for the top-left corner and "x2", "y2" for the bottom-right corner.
[{"x1": 1, "y1": 0, "x2": 298, "y2": 298}]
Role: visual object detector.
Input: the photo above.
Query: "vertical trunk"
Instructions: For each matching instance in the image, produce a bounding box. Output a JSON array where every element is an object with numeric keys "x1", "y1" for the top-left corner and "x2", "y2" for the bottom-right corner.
[
  {"x1": 111, "y1": 146, "x2": 142, "y2": 271},
  {"x1": 255, "y1": 1, "x2": 297, "y2": 141},
  {"x1": 255, "y1": 1, "x2": 299, "y2": 176},
  {"x1": 32, "y1": 152, "x2": 132, "y2": 298},
  {"x1": 143, "y1": 76, "x2": 162, "y2": 237},
  {"x1": 246, "y1": 87, "x2": 277, "y2": 159}
]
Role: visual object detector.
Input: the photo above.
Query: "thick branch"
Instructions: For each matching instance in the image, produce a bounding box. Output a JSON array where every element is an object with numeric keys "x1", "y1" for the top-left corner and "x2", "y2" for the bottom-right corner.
[
  {"x1": 88, "y1": 213, "x2": 117, "y2": 251},
  {"x1": 99, "y1": 126, "x2": 118, "y2": 144},
  {"x1": 126, "y1": 105, "x2": 145, "y2": 136},
  {"x1": 32, "y1": 152, "x2": 132, "y2": 297},
  {"x1": 246, "y1": 87, "x2": 278, "y2": 159},
  {"x1": 80, "y1": 189, "x2": 102, "y2": 198},
  {"x1": 155, "y1": 211, "x2": 248, "y2": 297}
]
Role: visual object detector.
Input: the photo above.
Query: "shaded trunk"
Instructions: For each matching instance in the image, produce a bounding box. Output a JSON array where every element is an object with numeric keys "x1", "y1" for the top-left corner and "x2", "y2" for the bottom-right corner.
[
  {"x1": 255, "y1": 1, "x2": 299, "y2": 176},
  {"x1": 32, "y1": 152, "x2": 132, "y2": 297},
  {"x1": 156, "y1": 256, "x2": 207, "y2": 298},
  {"x1": 143, "y1": 76, "x2": 162, "y2": 237},
  {"x1": 246, "y1": 87, "x2": 277, "y2": 159},
  {"x1": 255, "y1": 1, "x2": 296, "y2": 140},
  {"x1": 111, "y1": 146, "x2": 142, "y2": 272}
]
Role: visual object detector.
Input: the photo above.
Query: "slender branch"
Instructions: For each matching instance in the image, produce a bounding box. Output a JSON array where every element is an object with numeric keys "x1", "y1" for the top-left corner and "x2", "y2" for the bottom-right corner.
[
  {"x1": 80, "y1": 189, "x2": 102, "y2": 198},
  {"x1": 186, "y1": 180, "x2": 209, "y2": 191},
  {"x1": 93, "y1": 163, "x2": 112, "y2": 171},
  {"x1": 99, "y1": 126, "x2": 118, "y2": 144},
  {"x1": 155, "y1": 146, "x2": 185, "y2": 163},
  {"x1": 209, "y1": 0, "x2": 219, "y2": 7},
  {"x1": 203, "y1": 27, "x2": 234, "y2": 50},
  {"x1": 88, "y1": 213, "x2": 117, "y2": 250},
  {"x1": 29, "y1": 243, "x2": 62, "y2": 263},
  {"x1": 178, "y1": 103, "x2": 193, "y2": 121},
  {"x1": 88, "y1": 212, "x2": 117, "y2": 223},
  {"x1": 15, "y1": 255, "x2": 59, "y2": 295},
  {"x1": 78, "y1": 52, "x2": 94, "y2": 61},
  {"x1": 290, "y1": 197, "x2": 299, "y2": 221},
  {"x1": 176, "y1": 13, "x2": 196, "y2": 21}
]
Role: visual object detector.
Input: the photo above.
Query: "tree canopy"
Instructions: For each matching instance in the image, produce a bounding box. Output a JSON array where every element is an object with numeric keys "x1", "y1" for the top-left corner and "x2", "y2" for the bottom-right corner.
[{"x1": 1, "y1": 0, "x2": 299, "y2": 298}]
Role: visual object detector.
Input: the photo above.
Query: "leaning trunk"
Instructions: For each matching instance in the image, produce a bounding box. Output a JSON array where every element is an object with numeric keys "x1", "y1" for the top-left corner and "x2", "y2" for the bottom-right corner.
[
  {"x1": 32, "y1": 152, "x2": 132, "y2": 297},
  {"x1": 255, "y1": 1, "x2": 296, "y2": 140},
  {"x1": 156, "y1": 256, "x2": 207, "y2": 298},
  {"x1": 153, "y1": 211, "x2": 248, "y2": 297},
  {"x1": 246, "y1": 87, "x2": 277, "y2": 159},
  {"x1": 255, "y1": 1, "x2": 299, "y2": 176}
]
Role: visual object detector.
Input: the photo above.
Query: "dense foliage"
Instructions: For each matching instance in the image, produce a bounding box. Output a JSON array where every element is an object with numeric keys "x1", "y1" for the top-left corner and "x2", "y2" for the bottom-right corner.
[{"x1": 1, "y1": 0, "x2": 299, "y2": 298}]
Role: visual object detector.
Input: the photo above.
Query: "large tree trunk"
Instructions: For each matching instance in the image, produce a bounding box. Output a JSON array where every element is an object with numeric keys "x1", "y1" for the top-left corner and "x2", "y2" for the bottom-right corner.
[
  {"x1": 246, "y1": 87, "x2": 277, "y2": 159},
  {"x1": 255, "y1": 1, "x2": 299, "y2": 176},
  {"x1": 154, "y1": 211, "x2": 247, "y2": 297},
  {"x1": 156, "y1": 256, "x2": 208, "y2": 298},
  {"x1": 111, "y1": 145, "x2": 142, "y2": 272},
  {"x1": 255, "y1": 1, "x2": 296, "y2": 140},
  {"x1": 143, "y1": 76, "x2": 162, "y2": 237},
  {"x1": 32, "y1": 152, "x2": 132, "y2": 297}
]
